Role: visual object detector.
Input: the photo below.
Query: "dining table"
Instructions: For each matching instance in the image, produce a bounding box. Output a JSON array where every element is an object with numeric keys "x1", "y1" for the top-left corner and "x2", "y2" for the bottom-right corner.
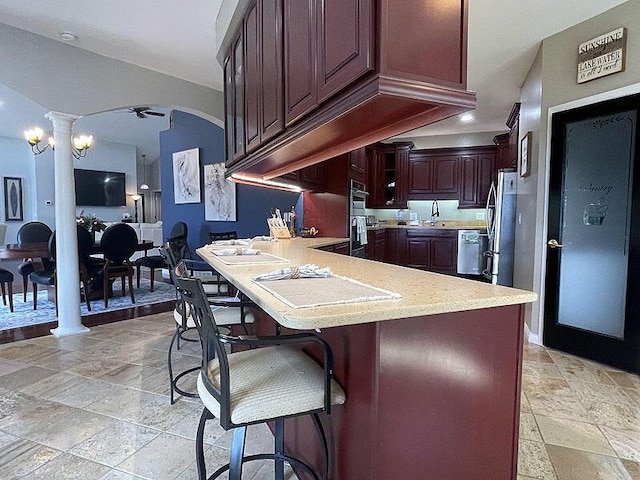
[
  {"x1": 0, "y1": 240, "x2": 157, "y2": 302},
  {"x1": 0, "y1": 240, "x2": 156, "y2": 260}
]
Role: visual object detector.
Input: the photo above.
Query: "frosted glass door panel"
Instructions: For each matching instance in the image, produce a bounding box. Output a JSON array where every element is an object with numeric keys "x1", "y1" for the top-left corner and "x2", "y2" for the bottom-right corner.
[{"x1": 557, "y1": 111, "x2": 635, "y2": 339}]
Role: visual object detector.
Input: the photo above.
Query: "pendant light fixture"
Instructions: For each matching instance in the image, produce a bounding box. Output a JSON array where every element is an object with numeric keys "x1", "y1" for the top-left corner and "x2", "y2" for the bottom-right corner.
[{"x1": 139, "y1": 154, "x2": 149, "y2": 190}]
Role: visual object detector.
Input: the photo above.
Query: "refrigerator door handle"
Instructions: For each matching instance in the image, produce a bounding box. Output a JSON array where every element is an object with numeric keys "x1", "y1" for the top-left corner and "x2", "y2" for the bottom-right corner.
[{"x1": 485, "y1": 182, "x2": 497, "y2": 240}]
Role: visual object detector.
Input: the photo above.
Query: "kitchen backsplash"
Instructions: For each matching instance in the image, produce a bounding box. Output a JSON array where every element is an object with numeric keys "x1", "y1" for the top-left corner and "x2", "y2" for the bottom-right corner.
[{"x1": 367, "y1": 200, "x2": 485, "y2": 222}]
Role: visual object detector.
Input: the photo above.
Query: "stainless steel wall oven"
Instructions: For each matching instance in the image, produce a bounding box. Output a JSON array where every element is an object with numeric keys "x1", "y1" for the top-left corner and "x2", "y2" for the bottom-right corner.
[{"x1": 349, "y1": 180, "x2": 368, "y2": 257}]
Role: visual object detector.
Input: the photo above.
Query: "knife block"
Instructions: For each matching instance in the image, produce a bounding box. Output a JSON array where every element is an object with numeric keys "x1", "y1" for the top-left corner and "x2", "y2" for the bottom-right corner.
[{"x1": 269, "y1": 226, "x2": 291, "y2": 239}]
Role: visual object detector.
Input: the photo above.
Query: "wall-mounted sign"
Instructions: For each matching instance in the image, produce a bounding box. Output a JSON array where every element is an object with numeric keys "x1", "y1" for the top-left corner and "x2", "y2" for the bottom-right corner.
[{"x1": 577, "y1": 27, "x2": 626, "y2": 84}]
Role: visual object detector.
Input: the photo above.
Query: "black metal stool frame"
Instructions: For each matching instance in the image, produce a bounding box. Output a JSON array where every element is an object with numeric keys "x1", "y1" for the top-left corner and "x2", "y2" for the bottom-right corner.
[{"x1": 175, "y1": 275, "x2": 336, "y2": 480}]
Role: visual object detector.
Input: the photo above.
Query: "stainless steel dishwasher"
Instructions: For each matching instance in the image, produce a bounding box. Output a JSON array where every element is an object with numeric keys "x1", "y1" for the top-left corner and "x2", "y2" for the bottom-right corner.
[{"x1": 457, "y1": 230, "x2": 488, "y2": 275}]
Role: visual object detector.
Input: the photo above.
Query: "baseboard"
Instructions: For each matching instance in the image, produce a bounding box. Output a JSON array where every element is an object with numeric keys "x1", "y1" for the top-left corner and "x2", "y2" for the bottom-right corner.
[{"x1": 524, "y1": 321, "x2": 542, "y2": 345}]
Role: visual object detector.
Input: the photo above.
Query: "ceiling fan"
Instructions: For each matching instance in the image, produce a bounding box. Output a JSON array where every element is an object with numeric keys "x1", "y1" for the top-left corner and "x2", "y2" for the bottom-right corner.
[{"x1": 127, "y1": 107, "x2": 166, "y2": 119}]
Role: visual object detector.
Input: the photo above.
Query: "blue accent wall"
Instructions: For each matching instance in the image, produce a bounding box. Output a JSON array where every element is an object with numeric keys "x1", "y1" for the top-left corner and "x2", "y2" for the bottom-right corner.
[{"x1": 160, "y1": 111, "x2": 302, "y2": 248}]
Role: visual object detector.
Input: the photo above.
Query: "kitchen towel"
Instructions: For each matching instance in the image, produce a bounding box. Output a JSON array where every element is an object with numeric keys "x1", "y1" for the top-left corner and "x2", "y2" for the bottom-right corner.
[
  {"x1": 352, "y1": 216, "x2": 368, "y2": 246},
  {"x1": 253, "y1": 264, "x2": 332, "y2": 281}
]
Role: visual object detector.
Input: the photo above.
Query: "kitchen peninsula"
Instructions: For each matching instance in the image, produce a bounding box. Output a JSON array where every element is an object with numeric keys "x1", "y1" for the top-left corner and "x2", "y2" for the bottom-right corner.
[{"x1": 197, "y1": 238, "x2": 536, "y2": 479}]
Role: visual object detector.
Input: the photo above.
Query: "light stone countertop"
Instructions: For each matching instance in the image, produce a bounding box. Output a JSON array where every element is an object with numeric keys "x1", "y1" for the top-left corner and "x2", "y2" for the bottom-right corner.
[{"x1": 196, "y1": 237, "x2": 537, "y2": 331}]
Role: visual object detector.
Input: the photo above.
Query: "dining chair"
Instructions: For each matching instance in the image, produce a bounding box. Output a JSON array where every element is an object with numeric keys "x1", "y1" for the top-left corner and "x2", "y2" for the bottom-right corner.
[
  {"x1": 174, "y1": 273, "x2": 345, "y2": 480},
  {"x1": 208, "y1": 230, "x2": 238, "y2": 242},
  {"x1": 0, "y1": 269, "x2": 14, "y2": 313},
  {"x1": 133, "y1": 252, "x2": 166, "y2": 292},
  {"x1": 16, "y1": 221, "x2": 53, "y2": 302},
  {"x1": 168, "y1": 221, "x2": 232, "y2": 296},
  {"x1": 100, "y1": 223, "x2": 137, "y2": 308},
  {"x1": 29, "y1": 225, "x2": 94, "y2": 314}
]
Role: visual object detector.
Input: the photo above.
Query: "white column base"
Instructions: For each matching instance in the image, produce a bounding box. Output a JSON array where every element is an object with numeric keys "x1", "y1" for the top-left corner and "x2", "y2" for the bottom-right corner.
[{"x1": 50, "y1": 324, "x2": 90, "y2": 338}]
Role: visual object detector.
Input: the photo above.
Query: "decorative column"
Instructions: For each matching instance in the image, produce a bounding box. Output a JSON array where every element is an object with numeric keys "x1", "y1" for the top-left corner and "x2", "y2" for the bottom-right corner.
[{"x1": 45, "y1": 112, "x2": 90, "y2": 337}]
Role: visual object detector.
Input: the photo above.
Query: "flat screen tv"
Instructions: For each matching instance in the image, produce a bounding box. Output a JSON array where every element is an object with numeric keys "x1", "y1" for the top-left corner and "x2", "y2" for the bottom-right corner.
[{"x1": 74, "y1": 169, "x2": 126, "y2": 207}]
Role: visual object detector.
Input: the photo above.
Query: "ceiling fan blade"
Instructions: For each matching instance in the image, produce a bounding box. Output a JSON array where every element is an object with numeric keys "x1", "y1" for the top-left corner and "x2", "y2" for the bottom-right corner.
[{"x1": 145, "y1": 111, "x2": 165, "y2": 117}]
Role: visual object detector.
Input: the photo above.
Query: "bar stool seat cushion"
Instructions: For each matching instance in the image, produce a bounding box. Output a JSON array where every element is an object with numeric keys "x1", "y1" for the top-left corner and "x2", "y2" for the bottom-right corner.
[
  {"x1": 17, "y1": 261, "x2": 35, "y2": 276},
  {"x1": 174, "y1": 300, "x2": 256, "y2": 328},
  {"x1": 198, "y1": 345, "x2": 346, "y2": 425},
  {"x1": 28, "y1": 269, "x2": 55, "y2": 286}
]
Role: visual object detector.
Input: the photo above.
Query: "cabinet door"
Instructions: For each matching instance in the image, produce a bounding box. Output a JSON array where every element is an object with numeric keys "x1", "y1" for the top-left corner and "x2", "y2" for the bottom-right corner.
[
  {"x1": 261, "y1": 0, "x2": 284, "y2": 142},
  {"x1": 244, "y1": 1, "x2": 261, "y2": 153},
  {"x1": 432, "y1": 156, "x2": 459, "y2": 195},
  {"x1": 385, "y1": 228, "x2": 398, "y2": 264},
  {"x1": 458, "y1": 155, "x2": 478, "y2": 208},
  {"x1": 224, "y1": 56, "x2": 234, "y2": 163},
  {"x1": 430, "y1": 236, "x2": 457, "y2": 274},
  {"x1": 365, "y1": 230, "x2": 376, "y2": 259},
  {"x1": 477, "y1": 153, "x2": 496, "y2": 208},
  {"x1": 233, "y1": 34, "x2": 245, "y2": 160},
  {"x1": 406, "y1": 237, "x2": 430, "y2": 270},
  {"x1": 367, "y1": 147, "x2": 385, "y2": 207},
  {"x1": 408, "y1": 156, "x2": 433, "y2": 197},
  {"x1": 349, "y1": 147, "x2": 366, "y2": 176},
  {"x1": 394, "y1": 146, "x2": 410, "y2": 208},
  {"x1": 374, "y1": 232, "x2": 386, "y2": 262},
  {"x1": 317, "y1": 0, "x2": 373, "y2": 102},
  {"x1": 284, "y1": 0, "x2": 317, "y2": 125},
  {"x1": 299, "y1": 162, "x2": 326, "y2": 190}
]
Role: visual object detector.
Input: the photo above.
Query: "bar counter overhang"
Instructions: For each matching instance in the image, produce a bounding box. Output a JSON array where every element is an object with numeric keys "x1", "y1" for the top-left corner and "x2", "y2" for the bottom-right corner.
[{"x1": 197, "y1": 238, "x2": 537, "y2": 479}]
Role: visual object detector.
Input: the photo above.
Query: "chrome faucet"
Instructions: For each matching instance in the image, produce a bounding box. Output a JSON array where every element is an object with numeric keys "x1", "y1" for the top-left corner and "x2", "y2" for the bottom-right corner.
[{"x1": 430, "y1": 200, "x2": 440, "y2": 226}]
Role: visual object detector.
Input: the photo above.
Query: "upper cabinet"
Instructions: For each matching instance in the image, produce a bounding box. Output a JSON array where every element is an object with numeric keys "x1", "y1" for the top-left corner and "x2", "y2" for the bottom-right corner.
[
  {"x1": 367, "y1": 142, "x2": 413, "y2": 209},
  {"x1": 407, "y1": 146, "x2": 497, "y2": 207},
  {"x1": 222, "y1": 0, "x2": 475, "y2": 179},
  {"x1": 408, "y1": 153, "x2": 459, "y2": 200},
  {"x1": 284, "y1": 0, "x2": 373, "y2": 125},
  {"x1": 244, "y1": 0, "x2": 285, "y2": 154}
]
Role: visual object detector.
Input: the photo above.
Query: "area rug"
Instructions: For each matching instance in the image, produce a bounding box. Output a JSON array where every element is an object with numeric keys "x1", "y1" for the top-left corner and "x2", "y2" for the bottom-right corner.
[{"x1": 0, "y1": 279, "x2": 175, "y2": 330}]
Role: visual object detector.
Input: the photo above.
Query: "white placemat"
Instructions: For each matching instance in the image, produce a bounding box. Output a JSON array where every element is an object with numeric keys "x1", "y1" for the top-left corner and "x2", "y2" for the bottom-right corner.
[
  {"x1": 212, "y1": 252, "x2": 289, "y2": 265},
  {"x1": 252, "y1": 275, "x2": 401, "y2": 308}
]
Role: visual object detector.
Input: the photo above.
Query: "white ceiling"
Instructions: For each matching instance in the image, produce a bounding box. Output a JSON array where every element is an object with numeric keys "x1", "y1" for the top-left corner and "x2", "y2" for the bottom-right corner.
[{"x1": 0, "y1": 0, "x2": 630, "y2": 157}]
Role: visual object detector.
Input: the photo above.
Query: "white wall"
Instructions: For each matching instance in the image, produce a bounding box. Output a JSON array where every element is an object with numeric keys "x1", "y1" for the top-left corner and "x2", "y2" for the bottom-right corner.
[
  {"x1": 0, "y1": 22, "x2": 223, "y2": 124},
  {"x1": 73, "y1": 140, "x2": 138, "y2": 222},
  {"x1": 514, "y1": 48, "x2": 543, "y2": 338},
  {"x1": 9, "y1": 138, "x2": 139, "y2": 230},
  {"x1": 0, "y1": 135, "x2": 37, "y2": 242}
]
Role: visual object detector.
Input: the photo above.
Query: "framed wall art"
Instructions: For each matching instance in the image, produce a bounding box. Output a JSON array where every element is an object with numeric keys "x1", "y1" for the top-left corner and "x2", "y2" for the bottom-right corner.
[
  {"x1": 172, "y1": 147, "x2": 201, "y2": 204},
  {"x1": 520, "y1": 131, "x2": 532, "y2": 178},
  {"x1": 3, "y1": 177, "x2": 23, "y2": 221},
  {"x1": 204, "y1": 163, "x2": 237, "y2": 221}
]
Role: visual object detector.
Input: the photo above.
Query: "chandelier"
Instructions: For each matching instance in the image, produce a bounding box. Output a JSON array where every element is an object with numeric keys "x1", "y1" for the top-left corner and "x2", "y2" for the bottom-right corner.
[{"x1": 24, "y1": 127, "x2": 93, "y2": 159}]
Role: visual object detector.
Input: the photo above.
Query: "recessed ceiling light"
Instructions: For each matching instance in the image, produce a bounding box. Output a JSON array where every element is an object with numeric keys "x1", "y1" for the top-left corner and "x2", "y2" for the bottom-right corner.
[
  {"x1": 59, "y1": 31, "x2": 77, "y2": 42},
  {"x1": 459, "y1": 113, "x2": 474, "y2": 123}
]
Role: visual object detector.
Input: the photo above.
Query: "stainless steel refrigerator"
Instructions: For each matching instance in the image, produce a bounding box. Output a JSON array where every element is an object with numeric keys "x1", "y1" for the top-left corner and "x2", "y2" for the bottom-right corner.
[{"x1": 483, "y1": 170, "x2": 518, "y2": 286}]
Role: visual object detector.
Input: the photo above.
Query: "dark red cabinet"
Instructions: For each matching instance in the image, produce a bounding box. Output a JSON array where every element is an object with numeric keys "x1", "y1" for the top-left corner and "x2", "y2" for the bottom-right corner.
[
  {"x1": 317, "y1": 0, "x2": 373, "y2": 102},
  {"x1": 408, "y1": 153, "x2": 459, "y2": 200},
  {"x1": 403, "y1": 229, "x2": 457, "y2": 275},
  {"x1": 458, "y1": 148, "x2": 497, "y2": 208},
  {"x1": 244, "y1": 2, "x2": 261, "y2": 152},
  {"x1": 223, "y1": 0, "x2": 473, "y2": 178},
  {"x1": 284, "y1": 0, "x2": 316, "y2": 125},
  {"x1": 366, "y1": 229, "x2": 386, "y2": 262},
  {"x1": 224, "y1": 32, "x2": 246, "y2": 163},
  {"x1": 285, "y1": 0, "x2": 373, "y2": 125},
  {"x1": 260, "y1": 0, "x2": 285, "y2": 143},
  {"x1": 245, "y1": 0, "x2": 284, "y2": 153},
  {"x1": 367, "y1": 142, "x2": 413, "y2": 209}
]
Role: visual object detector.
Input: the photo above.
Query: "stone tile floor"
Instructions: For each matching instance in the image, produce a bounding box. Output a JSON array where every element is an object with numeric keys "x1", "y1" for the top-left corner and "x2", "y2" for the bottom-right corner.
[
  {"x1": 518, "y1": 342, "x2": 640, "y2": 480},
  {"x1": 0, "y1": 311, "x2": 638, "y2": 479}
]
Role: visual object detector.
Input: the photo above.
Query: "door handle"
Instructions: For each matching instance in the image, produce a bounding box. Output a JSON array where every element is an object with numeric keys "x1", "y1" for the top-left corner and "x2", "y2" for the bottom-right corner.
[{"x1": 547, "y1": 239, "x2": 564, "y2": 249}]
